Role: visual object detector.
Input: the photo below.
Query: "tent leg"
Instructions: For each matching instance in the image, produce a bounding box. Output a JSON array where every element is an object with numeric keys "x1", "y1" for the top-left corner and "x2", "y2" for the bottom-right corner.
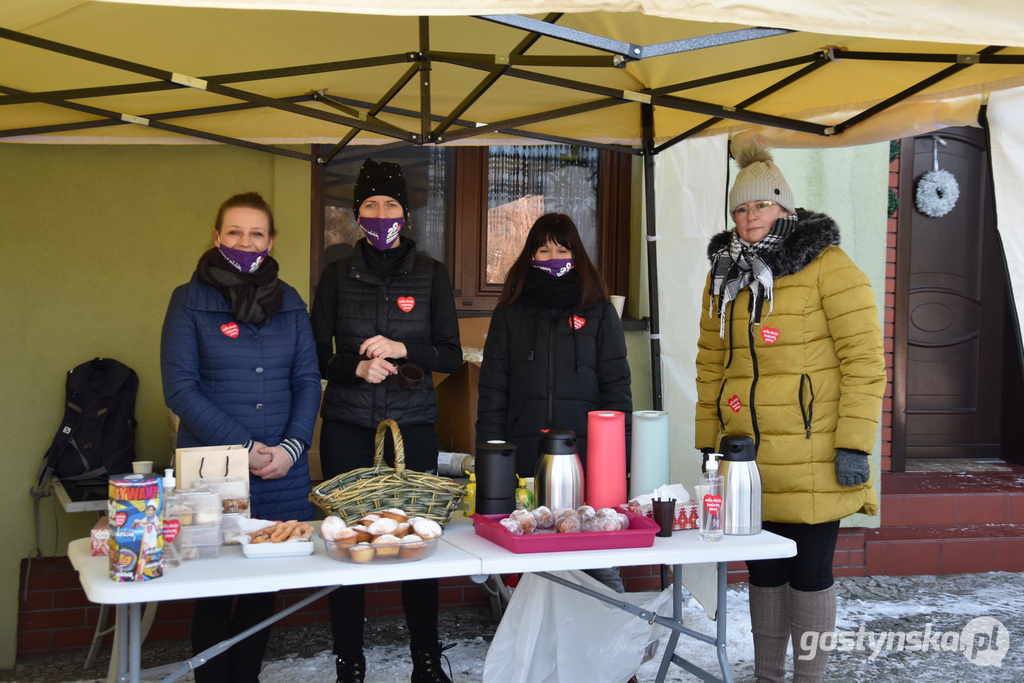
[{"x1": 642, "y1": 103, "x2": 663, "y2": 411}]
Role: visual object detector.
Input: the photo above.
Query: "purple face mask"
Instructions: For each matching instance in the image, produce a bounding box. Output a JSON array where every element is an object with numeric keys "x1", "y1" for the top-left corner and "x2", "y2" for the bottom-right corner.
[
  {"x1": 532, "y1": 258, "x2": 575, "y2": 278},
  {"x1": 359, "y1": 216, "x2": 403, "y2": 251},
  {"x1": 218, "y1": 243, "x2": 268, "y2": 274}
]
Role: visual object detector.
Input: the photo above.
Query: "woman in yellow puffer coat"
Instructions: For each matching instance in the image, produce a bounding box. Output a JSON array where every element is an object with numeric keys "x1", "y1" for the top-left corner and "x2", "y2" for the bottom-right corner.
[{"x1": 695, "y1": 144, "x2": 885, "y2": 683}]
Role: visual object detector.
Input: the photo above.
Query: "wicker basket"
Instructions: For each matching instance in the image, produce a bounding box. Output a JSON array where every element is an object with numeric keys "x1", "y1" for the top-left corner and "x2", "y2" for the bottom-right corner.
[{"x1": 309, "y1": 419, "x2": 467, "y2": 527}]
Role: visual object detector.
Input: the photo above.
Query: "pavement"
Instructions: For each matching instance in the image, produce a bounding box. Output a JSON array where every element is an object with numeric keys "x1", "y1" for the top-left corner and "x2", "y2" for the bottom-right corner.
[{"x1": 2, "y1": 571, "x2": 1022, "y2": 682}]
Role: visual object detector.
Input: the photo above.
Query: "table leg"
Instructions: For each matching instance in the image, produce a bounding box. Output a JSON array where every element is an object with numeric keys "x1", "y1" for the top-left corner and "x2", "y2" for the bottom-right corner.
[
  {"x1": 115, "y1": 604, "x2": 128, "y2": 683},
  {"x1": 654, "y1": 565, "x2": 684, "y2": 683},
  {"x1": 714, "y1": 562, "x2": 733, "y2": 683},
  {"x1": 129, "y1": 602, "x2": 142, "y2": 683}
]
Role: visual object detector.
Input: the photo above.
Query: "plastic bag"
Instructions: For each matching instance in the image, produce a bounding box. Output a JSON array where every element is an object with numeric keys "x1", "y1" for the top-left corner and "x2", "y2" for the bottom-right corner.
[{"x1": 483, "y1": 570, "x2": 672, "y2": 683}]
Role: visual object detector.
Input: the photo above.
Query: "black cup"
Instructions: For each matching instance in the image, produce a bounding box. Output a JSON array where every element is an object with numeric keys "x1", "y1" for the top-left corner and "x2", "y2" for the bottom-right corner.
[
  {"x1": 398, "y1": 363, "x2": 424, "y2": 391},
  {"x1": 652, "y1": 499, "x2": 675, "y2": 537}
]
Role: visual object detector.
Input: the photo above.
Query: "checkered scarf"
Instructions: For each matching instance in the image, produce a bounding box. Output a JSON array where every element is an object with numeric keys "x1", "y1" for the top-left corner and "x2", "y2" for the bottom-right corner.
[{"x1": 709, "y1": 215, "x2": 797, "y2": 338}]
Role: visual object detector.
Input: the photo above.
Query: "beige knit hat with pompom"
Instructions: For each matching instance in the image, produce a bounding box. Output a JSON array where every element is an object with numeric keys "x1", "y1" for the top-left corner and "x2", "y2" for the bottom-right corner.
[{"x1": 728, "y1": 142, "x2": 795, "y2": 214}]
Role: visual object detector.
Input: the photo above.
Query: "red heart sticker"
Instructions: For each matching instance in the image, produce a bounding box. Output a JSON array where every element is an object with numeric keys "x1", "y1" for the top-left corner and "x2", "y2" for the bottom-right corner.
[
  {"x1": 115, "y1": 511, "x2": 127, "y2": 527},
  {"x1": 569, "y1": 315, "x2": 586, "y2": 330},
  {"x1": 761, "y1": 327, "x2": 780, "y2": 345},
  {"x1": 728, "y1": 395, "x2": 742, "y2": 413},
  {"x1": 703, "y1": 494, "x2": 723, "y2": 515},
  {"x1": 397, "y1": 296, "x2": 416, "y2": 312},
  {"x1": 221, "y1": 322, "x2": 239, "y2": 338},
  {"x1": 162, "y1": 519, "x2": 180, "y2": 543}
]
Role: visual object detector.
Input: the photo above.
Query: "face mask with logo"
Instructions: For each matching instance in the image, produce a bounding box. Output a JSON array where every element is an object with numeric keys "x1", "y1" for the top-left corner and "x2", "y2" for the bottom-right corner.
[
  {"x1": 531, "y1": 258, "x2": 575, "y2": 277},
  {"x1": 218, "y1": 243, "x2": 268, "y2": 274},
  {"x1": 359, "y1": 216, "x2": 403, "y2": 251}
]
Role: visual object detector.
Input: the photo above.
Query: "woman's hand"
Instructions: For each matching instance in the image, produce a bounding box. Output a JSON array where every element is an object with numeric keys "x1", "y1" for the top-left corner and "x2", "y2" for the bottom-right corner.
[
  {"x1": 356, "y1": 357, "x2": 398, "y2": 384},
  {"x1": 251, "y1": 445, "x2": 293, "y2": 480},
  {"x1": 359, "y1": 335, "x2": 407, "y2": 361},
  {"x1": 248, "y1": 441, "x2": 272, "y2": 471}
]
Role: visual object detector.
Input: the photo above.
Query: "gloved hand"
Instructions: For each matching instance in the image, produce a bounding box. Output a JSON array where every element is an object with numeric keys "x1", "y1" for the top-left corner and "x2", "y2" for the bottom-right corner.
[
  {"x1": 700, "y1": 448, "x2": 714, "y2": 473},
  {"x1": 835, "y1": 449, "x2": 870, "y2": 487}
]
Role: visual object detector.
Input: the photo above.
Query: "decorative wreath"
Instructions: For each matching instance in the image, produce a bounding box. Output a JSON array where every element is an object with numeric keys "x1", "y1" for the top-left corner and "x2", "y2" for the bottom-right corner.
[{"x1": 915, "y1": 137, "x2": 960, "y2": 218}]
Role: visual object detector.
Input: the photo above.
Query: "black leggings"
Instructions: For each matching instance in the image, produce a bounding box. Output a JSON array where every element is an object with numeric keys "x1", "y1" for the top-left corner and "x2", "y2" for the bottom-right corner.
[
  {"x1": 746, "y1": 520, "x2": 840, "y2": 592},
  {"x1": 320, "y1": 420, "x2": 442, "y2": 655},
  {"x1": 191, "y1": 593, "x2": 276, "y2": 683}
]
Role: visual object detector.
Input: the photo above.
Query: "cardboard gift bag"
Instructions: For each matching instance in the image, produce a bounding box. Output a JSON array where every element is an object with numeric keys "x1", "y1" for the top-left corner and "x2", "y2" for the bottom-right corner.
[{"x1": 175, "y1": 444, "x2": 248, "y2": 490}]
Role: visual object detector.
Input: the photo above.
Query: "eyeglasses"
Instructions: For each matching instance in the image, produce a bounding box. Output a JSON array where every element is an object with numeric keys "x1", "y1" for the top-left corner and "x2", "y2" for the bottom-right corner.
[{"x1": 733, "y1": 201, "x2": 777, "y2": 217}]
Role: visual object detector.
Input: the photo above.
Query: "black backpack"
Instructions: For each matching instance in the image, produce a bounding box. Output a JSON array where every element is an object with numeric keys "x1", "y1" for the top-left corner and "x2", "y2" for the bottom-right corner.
[{"x1": 31, "y1": 357, "x2": 139, "y2": 499}]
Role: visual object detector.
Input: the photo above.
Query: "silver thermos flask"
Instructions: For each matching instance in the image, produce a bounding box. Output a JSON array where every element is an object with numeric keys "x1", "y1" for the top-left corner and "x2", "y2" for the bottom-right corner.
[
  {"x1": 535, "y1": 430, "x2": 584, "y2": 510},
  {"x1": 719, "y1": 434, "x2": 762, "y2": 535}
]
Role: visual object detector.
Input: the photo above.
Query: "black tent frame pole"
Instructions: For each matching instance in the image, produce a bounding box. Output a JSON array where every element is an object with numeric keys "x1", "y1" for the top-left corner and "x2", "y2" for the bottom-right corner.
[{"x1": 642, "y1": 103, "x2": 664, "y2": 412}]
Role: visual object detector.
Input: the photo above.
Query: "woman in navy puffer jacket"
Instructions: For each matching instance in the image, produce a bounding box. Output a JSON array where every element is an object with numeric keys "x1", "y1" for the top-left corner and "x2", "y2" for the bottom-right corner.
[{"x1": 161, "y1": 192, "x2": 321, "y2": 683}]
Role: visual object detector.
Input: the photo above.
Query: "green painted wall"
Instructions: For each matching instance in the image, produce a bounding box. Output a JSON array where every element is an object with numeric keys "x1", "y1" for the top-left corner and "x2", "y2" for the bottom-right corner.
[{"x1": 0, "y1": 143, "x2": 311, "y2": 668}]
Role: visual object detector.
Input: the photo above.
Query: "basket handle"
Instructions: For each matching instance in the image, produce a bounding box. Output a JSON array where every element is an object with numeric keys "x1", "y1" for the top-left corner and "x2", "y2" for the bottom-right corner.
[{"x1": 374, "y1": 419, "x2": 408, "y2": 479}]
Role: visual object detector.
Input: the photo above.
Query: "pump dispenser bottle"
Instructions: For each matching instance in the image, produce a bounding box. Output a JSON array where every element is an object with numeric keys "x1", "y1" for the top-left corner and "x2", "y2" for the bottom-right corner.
[{"x1": 699, "y1": 455, "x2": 724, "y2": 542}]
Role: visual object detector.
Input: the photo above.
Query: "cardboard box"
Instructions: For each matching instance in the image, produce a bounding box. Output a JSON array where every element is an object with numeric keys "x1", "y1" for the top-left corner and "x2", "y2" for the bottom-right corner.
[{"x1": 434, "y1": 361, "x2": 482, "y2": 455}]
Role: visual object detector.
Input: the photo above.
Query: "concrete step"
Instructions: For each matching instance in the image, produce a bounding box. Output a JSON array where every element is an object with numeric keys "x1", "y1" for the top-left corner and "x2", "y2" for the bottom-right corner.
[
  {"x1": 880, "y1": 471, "x2": 1024, "y2": 528},
  {"x1": 865, "y1": 523, "x2": 1024, "y2": 575}
]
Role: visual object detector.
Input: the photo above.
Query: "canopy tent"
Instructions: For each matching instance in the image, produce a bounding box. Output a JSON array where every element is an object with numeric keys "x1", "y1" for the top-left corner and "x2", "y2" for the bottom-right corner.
[
  {"x1": 4, "y1": 0, "x2": 1024, "y2": 414},
  {"x1": 3, "y1": 1, "x2": 1024, "y2": 157}
]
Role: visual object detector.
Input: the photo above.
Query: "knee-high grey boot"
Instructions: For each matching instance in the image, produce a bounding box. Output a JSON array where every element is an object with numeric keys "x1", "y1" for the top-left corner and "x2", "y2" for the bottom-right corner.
[
  {"x1": 790, "y1": 584, "x2": 836, "y2": 683},
  {"x1": 749, "y1": 584, "x2": 791, "y2": 683}
]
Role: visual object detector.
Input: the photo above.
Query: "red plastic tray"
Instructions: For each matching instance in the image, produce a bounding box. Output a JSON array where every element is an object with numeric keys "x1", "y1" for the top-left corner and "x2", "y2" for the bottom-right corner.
[{"x1": 472, "y1": 507, "x2": 658, "y2": 554}]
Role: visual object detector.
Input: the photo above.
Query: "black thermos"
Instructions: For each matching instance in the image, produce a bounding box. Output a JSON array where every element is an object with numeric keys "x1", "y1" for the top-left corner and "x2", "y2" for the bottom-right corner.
[{"x1": 475, "y1": 440, "x2": 518, "y2": 514}]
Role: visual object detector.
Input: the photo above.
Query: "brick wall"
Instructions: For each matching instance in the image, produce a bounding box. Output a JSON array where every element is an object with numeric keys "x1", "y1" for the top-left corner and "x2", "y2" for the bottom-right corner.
[
  {"x1": 16, "y1": 558, "x2": 671, "y2": 658},
  {"x1": 882, "y1": 146, "x2": 899, "y2": 473}
]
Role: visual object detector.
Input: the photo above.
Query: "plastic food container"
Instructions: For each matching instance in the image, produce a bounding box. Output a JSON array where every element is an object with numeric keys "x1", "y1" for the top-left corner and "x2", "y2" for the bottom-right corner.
[
  {"x1": 193, "y1": 476, "x2": 250, "y2": 514},
  {"x1": 322, "y1": 535, "x2": 440, "y2": 564},
  {"x1": 472, "y1": 507, "x2": 658, "y2": 554},
  {"x1": 179, "y1": 525, "x2": 222, "y2": 560},
  {"x1": 221, "y1": 512, "x2": 251, "y2": 544},
  {"x1": 167, "y1": 488, "x2": 223, "y2": 527}
]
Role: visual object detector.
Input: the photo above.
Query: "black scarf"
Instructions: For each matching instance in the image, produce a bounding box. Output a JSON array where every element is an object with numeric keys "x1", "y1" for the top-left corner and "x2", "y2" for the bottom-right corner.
[
  {"x1": 521, "y1": 267, "x2": 582, "y2": 309},
  {"x1": 708, "y1": 215, "x2": 797, "y2": 338},
  {"x1": 196, "y1": 248, "x2": 284, "y2": 326}
]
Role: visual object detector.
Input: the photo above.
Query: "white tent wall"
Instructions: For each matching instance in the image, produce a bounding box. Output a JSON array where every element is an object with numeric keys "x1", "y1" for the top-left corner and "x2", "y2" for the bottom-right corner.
[
  {"x1": 986, "y1": 88, "x2": 1024, "y2": 347},
  {"x1": 653, "y1": 137, "x2": 888, "y2": 525}
]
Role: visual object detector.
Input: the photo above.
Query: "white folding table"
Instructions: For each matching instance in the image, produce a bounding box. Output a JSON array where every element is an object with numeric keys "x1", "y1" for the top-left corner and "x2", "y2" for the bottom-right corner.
[
  {"x1": 439, "y1": 515, "x2": 796, "y2": 683},
  {"x1": 69, "y1": 515, "x2": 795, "y2": 683}
]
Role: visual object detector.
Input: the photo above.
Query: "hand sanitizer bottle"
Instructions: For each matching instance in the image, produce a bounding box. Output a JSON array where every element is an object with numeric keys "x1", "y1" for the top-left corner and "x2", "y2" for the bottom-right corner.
[{"x1": 699, "y1": 455, "x2": 724, "y2": 542}]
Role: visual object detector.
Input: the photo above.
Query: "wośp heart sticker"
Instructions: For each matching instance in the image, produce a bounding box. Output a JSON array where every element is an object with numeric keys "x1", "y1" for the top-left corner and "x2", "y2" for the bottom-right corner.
[
  {"x1": 568, "y1": 315, "x2": 586, "y2": 330},
  {"x1": 728, "y1": 395, "x2": 742, "y2": 412},
  {"x1": 761, "y1": 327, "x2": 780, "y2": 345},
  {"x1": 114, "y1": 511, "x2": 127, "y2": 527},
  {"x1": 703, "y1": 494, "x2": 723, "y2": 515},
  {"x1": 397, "y1": 296, "x2": 415, "y2": 312},
  {"x1": 221, "y1": 322, "x2": 239, "y2": 338},
  {"x1": 162, "y1": 519, "x2": 180, "y2": 543}
]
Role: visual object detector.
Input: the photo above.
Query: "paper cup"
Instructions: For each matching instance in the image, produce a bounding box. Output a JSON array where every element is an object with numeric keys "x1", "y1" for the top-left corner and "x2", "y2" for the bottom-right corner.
[
  {"x1": 132, "y1": 461, "x2": 153, "y2": 474},
  {"x1": 610, "y1": 295, "x2": 625, "y2": 319}
]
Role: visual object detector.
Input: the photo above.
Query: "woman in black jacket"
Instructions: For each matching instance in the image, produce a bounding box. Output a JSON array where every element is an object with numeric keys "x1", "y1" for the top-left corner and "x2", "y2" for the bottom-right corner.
[
  {"x1": 476, "y1": 213, "x2": 632, "y2": 589},
  {"x1": 310, "y1": 159, "x2": 462, "y2": 683}
]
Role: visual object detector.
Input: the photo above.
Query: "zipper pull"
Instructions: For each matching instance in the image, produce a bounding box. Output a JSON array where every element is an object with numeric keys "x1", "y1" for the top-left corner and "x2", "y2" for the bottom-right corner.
[{"x1": 805, "y1": 425, "x2": 811, "y2": 439}]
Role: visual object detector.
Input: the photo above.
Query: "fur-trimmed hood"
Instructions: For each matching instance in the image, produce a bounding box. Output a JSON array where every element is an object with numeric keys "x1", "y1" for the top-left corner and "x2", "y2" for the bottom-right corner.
[{"x1": 707, "y1": 210, "x2": 841, "y2": 277}]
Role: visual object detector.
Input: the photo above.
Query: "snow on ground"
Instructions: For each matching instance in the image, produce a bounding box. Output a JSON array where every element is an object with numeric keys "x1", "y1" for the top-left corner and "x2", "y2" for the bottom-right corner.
[{"x1": 15, "y1": 572, "x2": 1024, "y2": 683}]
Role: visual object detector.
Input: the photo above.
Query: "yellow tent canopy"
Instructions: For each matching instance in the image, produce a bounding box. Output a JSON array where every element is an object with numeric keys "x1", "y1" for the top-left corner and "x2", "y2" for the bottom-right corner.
[{"x1": 3, "y1": 1, "x2": 1024, "y2": 160}]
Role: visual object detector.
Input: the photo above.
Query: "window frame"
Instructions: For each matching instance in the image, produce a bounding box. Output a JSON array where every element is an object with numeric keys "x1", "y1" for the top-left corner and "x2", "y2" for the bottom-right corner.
[{"x1": 310, "y1": 145, "x2": 632, "y2": 311}]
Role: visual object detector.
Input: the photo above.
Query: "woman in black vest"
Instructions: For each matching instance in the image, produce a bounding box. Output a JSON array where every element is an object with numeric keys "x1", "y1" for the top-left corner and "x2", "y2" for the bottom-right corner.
[
  {"x1": 476, "y1": 213, "x2": 633, "y2": 593},
  {"x1": 310, "y1": 159, "x2": 462, "y2": 683}
]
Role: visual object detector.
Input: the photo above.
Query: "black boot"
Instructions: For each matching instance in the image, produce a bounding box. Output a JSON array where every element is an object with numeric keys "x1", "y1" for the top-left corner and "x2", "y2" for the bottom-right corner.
[
  {"x1": 410, "y1": 641, "x2": 455, "y2": 683},
  {"x1": 335, "y1": 652, "x2": 366, "y2": 683}
]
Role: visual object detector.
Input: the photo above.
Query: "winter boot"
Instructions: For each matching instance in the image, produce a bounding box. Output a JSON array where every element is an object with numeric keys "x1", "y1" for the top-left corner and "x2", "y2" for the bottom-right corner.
[
  {"x1": 749, "y1": 584, "x2": 791, "y2": 683},
  {"x1": 790, "y1": 584, "x2": 837, "y2": 683},
  {"x1": 335, "y1": 652, "x2": 366, "y2": 683},
  {"x1": 410, "y1": 641, "x2": 455, "y2": 683}
]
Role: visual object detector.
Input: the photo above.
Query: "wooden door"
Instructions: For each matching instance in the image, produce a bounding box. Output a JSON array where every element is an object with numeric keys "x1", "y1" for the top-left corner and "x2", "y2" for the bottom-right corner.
[{"x1": 892, "y1": 127, "x2": 1005, "y2": 467}]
